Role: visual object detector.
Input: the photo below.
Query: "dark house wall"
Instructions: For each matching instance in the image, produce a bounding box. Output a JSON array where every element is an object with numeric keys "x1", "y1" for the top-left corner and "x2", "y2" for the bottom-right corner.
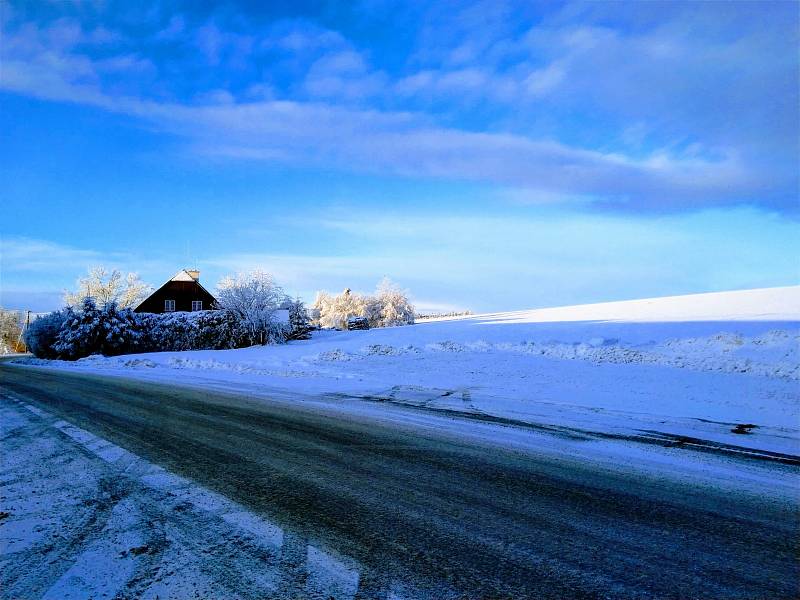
[{"x1": 135, "y1": 281, "x2": 217, "y2": 314}]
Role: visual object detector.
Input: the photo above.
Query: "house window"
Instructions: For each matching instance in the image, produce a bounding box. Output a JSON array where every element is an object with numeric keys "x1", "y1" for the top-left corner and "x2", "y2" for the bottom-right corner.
[
  {"x1": 164, "y1": 299, "x2": 176, "y2": 312},
  {"x1": 191, "y1": 300, "x2": 203, "y2": 311}
]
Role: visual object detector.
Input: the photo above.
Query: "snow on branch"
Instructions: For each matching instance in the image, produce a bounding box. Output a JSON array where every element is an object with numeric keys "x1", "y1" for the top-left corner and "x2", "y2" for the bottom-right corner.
[
  {"x1": 64, "y1": 266, "x2": 152, "y2": 309},
  {"x1": 216, "y1": 270, "x2": 291, "y2": 344},
  {"x1": 311, "y1": 278, "x2": 415, "y2": 330}
]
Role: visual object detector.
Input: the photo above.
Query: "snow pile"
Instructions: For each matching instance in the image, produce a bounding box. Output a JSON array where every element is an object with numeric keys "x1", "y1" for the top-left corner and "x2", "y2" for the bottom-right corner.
[
  {"x1": 165, "y1": 356, "x2": 318, "y2": 379},
  {"x1": 410, "y1": 329, "x2": 799, "y2": 379},
  {"x1": 300, "y1": 331, "x2": 798, "y2": 380}
]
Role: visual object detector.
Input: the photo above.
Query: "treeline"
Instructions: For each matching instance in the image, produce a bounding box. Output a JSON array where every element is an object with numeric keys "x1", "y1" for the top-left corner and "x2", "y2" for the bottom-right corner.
[
  {"x1": 415, "y1": 310, "x2": 473, "y2": 320},
  {"x1": 310, "y1": 278, "x2": 415, "y2": 330},
  {"x1": 24, "y1": 297, "x2": 311, "y2": 360},
  {"x1": 23, "y1": 270, "x2": 418, "y2": 360}
]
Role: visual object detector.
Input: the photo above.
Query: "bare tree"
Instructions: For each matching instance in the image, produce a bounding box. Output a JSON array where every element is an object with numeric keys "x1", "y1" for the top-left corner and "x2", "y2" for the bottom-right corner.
[{"x1": 64, "y1": 267, "x2": 152, "y2": 309}]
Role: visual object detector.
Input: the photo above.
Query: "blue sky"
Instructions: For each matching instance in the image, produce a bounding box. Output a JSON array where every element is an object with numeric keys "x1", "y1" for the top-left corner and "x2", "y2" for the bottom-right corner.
[{"x1": 1, "y1": 0, "x2": 798, "y2": 312}]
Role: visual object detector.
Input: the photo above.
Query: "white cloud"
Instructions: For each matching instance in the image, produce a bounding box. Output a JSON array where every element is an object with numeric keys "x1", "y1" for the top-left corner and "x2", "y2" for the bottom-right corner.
[
  {"x1": 0, "y1": 236, "x2": 175, "y2": 309},
  {"x1": 0, "y1": 6, "x2": 795, "y2": 210},
  {"x1": 0, "y1": 237, "x2": 107, "y2": 272},
  {"x1": 523, "y1": 62, "x2": 565, "y2": 96},
  {"x1": 3, "y1": 204, "x2": 798, "y2": 313},
  {"x1": 203, "y1": 207, "x2": 800, "y2": 311}
]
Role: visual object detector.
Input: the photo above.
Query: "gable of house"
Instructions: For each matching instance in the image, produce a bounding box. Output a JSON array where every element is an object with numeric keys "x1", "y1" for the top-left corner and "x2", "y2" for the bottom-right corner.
[{"x1": 134, "y1": 270, "x2": 217, "y2": 314}]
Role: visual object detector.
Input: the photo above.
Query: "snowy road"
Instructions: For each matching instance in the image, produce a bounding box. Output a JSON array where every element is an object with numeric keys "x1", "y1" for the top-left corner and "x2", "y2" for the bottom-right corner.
[{"x1": 2, "y1": 365, "x2": 799, "y2": 598}]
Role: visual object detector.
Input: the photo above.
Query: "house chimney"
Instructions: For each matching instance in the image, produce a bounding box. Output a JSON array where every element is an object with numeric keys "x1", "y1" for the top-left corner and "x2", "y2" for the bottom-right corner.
[{"x1": 187, "y1": 269, "x2": 200, "y2": 281}]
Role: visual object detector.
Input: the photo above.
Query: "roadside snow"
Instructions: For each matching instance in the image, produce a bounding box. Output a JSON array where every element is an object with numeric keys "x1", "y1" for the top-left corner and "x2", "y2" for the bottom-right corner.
[
  {"x1": 11, "y1": 286, "x2": 800, "y2": 456},
  {"x1": 0, "y1": 393, "x2": 398, "y2": 599}
]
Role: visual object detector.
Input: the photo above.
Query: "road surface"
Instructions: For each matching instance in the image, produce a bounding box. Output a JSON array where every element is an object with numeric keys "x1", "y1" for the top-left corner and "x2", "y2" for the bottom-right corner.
[{"x1": 1, "y1": 364, "x2": 798, "y2": 598}]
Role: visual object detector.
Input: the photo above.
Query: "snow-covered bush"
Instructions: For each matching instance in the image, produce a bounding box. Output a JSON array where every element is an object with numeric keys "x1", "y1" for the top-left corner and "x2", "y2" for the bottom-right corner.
[
  {"x1": 193, "y1": 310, "x2": 252, "y2": 349},
  {"x1": 312, "y1": 280, "x2": 415, "y2": 330},
  {"x1": 216, "y1": 271, "x2": 291, "y2": 345},
  {"x1": 23, "y1": 310, "x2": 68, "y2": 359},
  {"x1": 53, "y1": 300, "x2": 102, "y2": 359},
  {"x1": 24, "y1": 302, "x2": 267, "y2": 360},
  {"x1": 142, "y1": 310, "x2": 250, "y2": 351},
  {"x1": 54, "y1": 298, "x2": 146, "y2": 360},
  {"x1": 347, "y1": 316, "x2": 370, "y2": 330},
  {"x1": 138, "y1": 312, "x2": 191, "y2": 352}
]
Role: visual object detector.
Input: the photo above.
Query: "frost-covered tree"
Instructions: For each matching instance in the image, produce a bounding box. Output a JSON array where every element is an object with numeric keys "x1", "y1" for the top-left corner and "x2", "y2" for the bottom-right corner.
[
  {"x1": 312, "y1": 280, "x2": 415, "y2": 330},
  {"x1": 315, "y1": 288, "x2": 369, "y2": 330},
  {"x1": 0, "y1": 308, "x2": 23, "y2": 354},
  {"x1": 117, "y1": 272, "x2": 152, "y2": 308},
  {"x1": 362, "y1": 295, "x2": 383, "y2": 329},
  {"x1": 287, "y1": 297, "x2": 312, "y2": 340},
  {"x1": 216, "y1": 271, "x2": 290, "y2": 344},
  {"x1": 64, "y1": 267, "x2": 152, "y2": 309},
  {"x1": 309, "y1": 291, "x2": 331, "y2": 327},
  {"x1": 375, "y1": 277, "x2": 415, "y2": 327}
]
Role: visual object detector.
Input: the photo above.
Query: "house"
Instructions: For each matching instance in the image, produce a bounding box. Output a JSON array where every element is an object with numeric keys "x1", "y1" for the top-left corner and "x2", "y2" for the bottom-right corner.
[{"x1": 134, "y1": 270, "x2": 217, "y2": 314}]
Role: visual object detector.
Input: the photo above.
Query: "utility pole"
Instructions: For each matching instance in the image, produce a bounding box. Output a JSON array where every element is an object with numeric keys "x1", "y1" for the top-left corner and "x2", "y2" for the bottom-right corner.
[{"x1": 16, "y1": 310, "x2": 30, "y2": 353}]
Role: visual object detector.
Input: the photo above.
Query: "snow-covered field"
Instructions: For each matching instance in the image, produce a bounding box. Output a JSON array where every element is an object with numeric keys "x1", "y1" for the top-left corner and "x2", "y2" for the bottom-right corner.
[{"x1": 14, "y1": 286, "x2": 800, "y2": 455}]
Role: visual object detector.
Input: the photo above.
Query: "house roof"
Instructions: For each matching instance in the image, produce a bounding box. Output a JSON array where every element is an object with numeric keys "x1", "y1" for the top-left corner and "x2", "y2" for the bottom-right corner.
[
  {"x1": 170, "y1": 270, "x2": 199, "y2": 282},
  {"x1": 134, "y1": 269, "x2": 218, "y2": 311}
]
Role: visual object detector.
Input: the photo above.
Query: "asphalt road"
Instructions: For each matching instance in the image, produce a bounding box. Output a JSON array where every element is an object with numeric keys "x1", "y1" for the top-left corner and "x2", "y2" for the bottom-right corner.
[{"x1": 1, "y1": 364, "x2": 798, "y2": 599}]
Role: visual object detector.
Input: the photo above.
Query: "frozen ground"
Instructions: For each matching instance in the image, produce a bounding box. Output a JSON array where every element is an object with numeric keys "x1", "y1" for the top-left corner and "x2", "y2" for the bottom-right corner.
[{"x1": 13, "y1": 286, "x2": 800, "y2": 456}]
